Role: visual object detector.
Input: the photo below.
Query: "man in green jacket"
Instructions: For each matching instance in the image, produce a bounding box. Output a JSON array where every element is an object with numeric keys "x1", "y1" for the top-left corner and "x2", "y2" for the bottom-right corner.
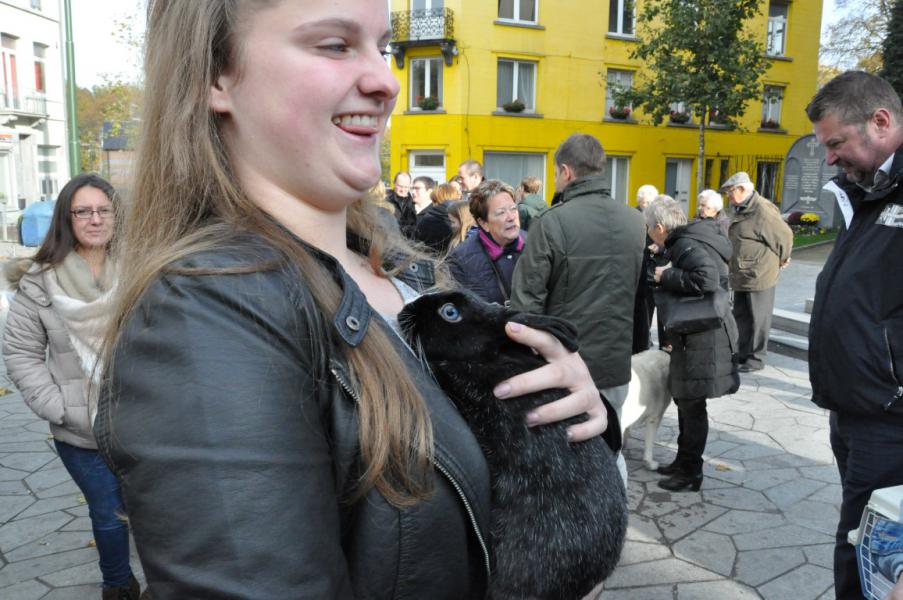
[
  {"x1": 510, "y1": 134, "x2": 646, "y2": 412},
  {"x1": 720, "y1": 171, "x2": 793, "y2": 372}
]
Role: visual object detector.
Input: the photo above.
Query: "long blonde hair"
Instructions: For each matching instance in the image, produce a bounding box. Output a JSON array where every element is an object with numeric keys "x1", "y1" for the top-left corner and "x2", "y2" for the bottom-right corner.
[{"x1": 101, "y1": 0, "x2": 436, "y2": 507}]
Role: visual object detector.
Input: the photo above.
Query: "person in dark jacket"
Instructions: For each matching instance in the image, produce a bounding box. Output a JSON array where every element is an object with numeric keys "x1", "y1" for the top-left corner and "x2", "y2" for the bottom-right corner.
[
  {"x1": 413, "y1": 182, "x2": 459, "y2": 254},
  {"x1": 695, "y1": 188, "x2": 731, "y2": 238},
  {"x1": 515, "y1": 175, "x2": 546, "y2": 231},
  {"x1": 387, "y1": 171, "x2": 418, "y2": 238},
  {"x1": 448, "y1": 179, "x2": 525, "y2": 305},
  {"x1": 807, "y1": 70, "x2": 903, "y2": 599},
  {"x1": 632, "y1": 184, "x2": 660, "y2": 354},
  {"x1": 645, "y1": 196, "x2": 740, "y2": 492},
  {"x1": 94, "y1": 3, "x2": 611, "y2": 598}
]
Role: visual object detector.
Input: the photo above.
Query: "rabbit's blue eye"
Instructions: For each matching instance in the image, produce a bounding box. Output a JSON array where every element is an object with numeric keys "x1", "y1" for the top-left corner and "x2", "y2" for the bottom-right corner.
[{"x1": 438, "y1": 303, "x2": 462, "y2": 323}]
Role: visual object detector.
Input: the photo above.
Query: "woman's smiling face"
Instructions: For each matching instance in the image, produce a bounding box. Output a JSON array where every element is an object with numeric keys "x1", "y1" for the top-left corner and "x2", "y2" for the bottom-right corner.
[{"x1": 209, "y1": 0, "x2": 399, "y2": 213}]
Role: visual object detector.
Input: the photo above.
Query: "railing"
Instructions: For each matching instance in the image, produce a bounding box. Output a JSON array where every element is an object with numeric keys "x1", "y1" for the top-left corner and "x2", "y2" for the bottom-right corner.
[
  {"x1": 0, "y1": 92, "x2": 49, "y2": 116},
  {"x1": 391, "y1": 8, "x2": 455, "y2": 43}
]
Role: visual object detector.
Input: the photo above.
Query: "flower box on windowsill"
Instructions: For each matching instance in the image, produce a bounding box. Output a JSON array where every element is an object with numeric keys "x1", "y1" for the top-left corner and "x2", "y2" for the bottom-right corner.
[
  {"x1": 404, "y1": 109, "x2": 447, "y2": 115},
  {"x1": 760, "y1": 119, "x2": 781, "y2": 130},
  {"x1": 669, "y1": 111, "x2": 691, "y2": 125},
  {"x1": 608, "y1": 106, "x2": 632, "y2": 120},
  {"x1": 757, "y1": 126, "x2": 788, "y2": 134},
  {"x1": 416, "y1": 96, "x2": 440, "y2": 111},
  {"x1": 502, "y1": 99, "x2": 526, "y2": 113},
  {"x1": 492, "y1": 110, "x2": 543, "y2": 118}
]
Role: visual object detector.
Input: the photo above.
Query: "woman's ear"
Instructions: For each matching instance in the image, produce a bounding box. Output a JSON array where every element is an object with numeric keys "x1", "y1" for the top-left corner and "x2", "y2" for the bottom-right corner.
[{"x1": 209, "y1": 74, "x2": 234, "y2": 114}]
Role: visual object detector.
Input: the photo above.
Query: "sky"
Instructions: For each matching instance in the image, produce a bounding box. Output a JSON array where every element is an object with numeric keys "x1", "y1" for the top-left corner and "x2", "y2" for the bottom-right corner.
[{"x1": 70, "y1": 0, "x2": 844, "y2": 90}]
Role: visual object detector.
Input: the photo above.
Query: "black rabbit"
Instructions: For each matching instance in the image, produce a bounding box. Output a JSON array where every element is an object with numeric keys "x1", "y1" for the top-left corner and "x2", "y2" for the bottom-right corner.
[{"x1": 398, "y1": 289, "x2": 627, "y2": 600}]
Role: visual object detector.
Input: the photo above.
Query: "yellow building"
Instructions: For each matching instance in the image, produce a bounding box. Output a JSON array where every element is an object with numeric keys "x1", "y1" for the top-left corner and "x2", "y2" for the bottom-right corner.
[{"x1": 388, "y1": 0, "x2": 821, "y2": 215}]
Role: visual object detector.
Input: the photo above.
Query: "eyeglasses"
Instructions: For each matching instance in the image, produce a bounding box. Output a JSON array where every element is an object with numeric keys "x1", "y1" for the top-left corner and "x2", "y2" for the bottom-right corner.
[{"x1": 71, "y1": 207, "x2": 114, "y2": 220}]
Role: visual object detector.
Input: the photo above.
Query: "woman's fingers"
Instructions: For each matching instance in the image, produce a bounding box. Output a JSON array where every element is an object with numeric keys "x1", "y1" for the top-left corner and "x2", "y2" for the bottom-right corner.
[{"x1": 496, "y1": 320, "x2": 608, "y2": 442}]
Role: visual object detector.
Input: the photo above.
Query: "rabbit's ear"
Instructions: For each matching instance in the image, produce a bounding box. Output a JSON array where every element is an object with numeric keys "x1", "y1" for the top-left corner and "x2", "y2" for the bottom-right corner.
[{"x1": 507, "y1": 312, "x2": 580, "y2": 353}]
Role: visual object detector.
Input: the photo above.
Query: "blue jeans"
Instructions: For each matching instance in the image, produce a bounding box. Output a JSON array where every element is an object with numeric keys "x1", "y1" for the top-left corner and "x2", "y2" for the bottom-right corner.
[{"x1": 54, "y1": 440, "x2": 133, "y2": 588}]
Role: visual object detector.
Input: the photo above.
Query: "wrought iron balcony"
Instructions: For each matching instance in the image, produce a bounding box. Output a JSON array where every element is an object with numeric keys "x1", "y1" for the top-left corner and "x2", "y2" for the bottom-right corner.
[
  {"x1": 0, "y1": 93, "x2": 49, "y2": 127},
  {"x1": 389, "y1": 8, "x2": 457, "y2": 69}
]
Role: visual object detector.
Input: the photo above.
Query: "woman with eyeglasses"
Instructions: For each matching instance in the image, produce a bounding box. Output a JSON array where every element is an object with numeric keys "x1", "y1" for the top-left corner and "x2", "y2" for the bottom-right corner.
[
  {"x1": 3, "y1": 174, "x2": 142, "y2": 600},
  {"x1": 448, "y1": 179, "x2": 526, "y2": 305}
]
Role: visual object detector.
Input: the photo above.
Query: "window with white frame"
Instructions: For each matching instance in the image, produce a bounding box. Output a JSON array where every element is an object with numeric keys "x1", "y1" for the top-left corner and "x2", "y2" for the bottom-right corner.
[
  {"x1": 498, "y1": 0, "x2": 538, "y2": 24},
  {"x1": 37, "y1": 146, "x2": 58, "y2": 200},
  {"x1": 767, "y1": 2, "x2": 789, "y2": 56},
  {"x1": 1, "y1": 35, "x2": 18, "y2": 110},
  {"x1": 497, "y1": 59, "x2": 536, "y2": 112},
  {"x1": 33, "y1": 43, "x2": 46, "y2": 94},
  {"x1": 761, "y1": 86, "x2": 784, "y2": 127},
  {"x1": 602, "y1": 156, "x2": 630, "y2": 203},
  {"x1": 410, "y1": 57, "x2": 442, "y2": 110},
  {"x1": 484, "y1": 152, "x2": 545, "y2": 192},
  {"x1": 30, "y1": 0, "x2": 42, "y2": 10},
  {"x1": 605, "y1": 69, "x2": 633, "y2": 117},
  {"x1": 608, "y1": 0, "x2": 634, "y2": 36}
]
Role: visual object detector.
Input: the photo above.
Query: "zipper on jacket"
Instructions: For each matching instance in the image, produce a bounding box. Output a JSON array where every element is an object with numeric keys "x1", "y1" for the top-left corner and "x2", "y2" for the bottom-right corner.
[
  {"x1": 328, "y1": 367, "x2": 493, "y2": 584},
  {"x1": 883, "y1": 329, "x2": 903, "y2": 411}
]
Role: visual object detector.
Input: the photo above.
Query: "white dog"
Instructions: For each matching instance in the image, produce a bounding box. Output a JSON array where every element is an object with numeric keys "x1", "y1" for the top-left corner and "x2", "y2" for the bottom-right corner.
[{"x1": 620, "y1": 348, "x2": 672, "y2": 470}]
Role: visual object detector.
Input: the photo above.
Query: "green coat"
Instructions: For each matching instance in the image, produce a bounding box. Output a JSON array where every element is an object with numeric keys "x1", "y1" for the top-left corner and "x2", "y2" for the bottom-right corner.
[
  {"x1": 727, "y1": 192, "x2": 793, "y2": 292},
  {"x1": 510, "y1": 176, "x2": 647, "y2": 389}
]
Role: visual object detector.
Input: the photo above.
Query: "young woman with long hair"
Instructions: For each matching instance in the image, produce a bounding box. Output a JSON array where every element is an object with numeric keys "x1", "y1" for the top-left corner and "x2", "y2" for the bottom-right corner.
[{"x1": 94, "y1": 1, "x2": 608, "y2": 597}]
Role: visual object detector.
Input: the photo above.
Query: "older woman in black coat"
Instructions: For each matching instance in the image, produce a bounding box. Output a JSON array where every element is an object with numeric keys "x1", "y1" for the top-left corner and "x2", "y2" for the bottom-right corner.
[{"x1": 646, "y1": 196, "x2": 740, "y2": 492}]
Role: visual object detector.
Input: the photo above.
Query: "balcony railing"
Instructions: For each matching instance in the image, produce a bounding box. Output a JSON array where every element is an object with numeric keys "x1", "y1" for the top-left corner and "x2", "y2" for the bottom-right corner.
[
  {"x1": 389, "y1": 8, "x2": 457, "y2": 69},
  {"x1": 0, "y1": 92, "x2": 49, "y2": 116}
]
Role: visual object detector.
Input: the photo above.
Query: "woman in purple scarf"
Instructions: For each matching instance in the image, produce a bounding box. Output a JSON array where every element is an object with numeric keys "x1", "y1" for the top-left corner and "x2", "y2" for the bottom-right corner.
[{"x1": 448, "y1": 179, "x2": 526, "y2": 305}]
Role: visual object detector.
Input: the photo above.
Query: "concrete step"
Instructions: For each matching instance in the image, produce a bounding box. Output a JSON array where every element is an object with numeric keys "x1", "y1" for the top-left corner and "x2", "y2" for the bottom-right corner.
[
  {"x1": 769, "y1": 330, "x2": 809, "y2": 361},
  {"x1": 772, "y1": 308, "x2": 810, "y2": 337}
]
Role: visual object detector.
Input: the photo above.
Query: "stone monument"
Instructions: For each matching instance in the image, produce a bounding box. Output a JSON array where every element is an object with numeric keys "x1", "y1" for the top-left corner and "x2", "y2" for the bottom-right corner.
[{"x1": 781, "y1": 134, "x2": 840, "y2": 227}]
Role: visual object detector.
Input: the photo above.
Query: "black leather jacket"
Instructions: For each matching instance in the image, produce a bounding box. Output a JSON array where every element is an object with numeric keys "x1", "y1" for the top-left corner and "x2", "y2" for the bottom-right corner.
[{"x1": 95, "y1": 234, "x2": 491, "y2": 599}]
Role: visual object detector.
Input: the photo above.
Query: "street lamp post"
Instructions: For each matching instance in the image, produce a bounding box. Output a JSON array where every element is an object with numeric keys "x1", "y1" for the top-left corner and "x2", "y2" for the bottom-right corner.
[{"x1": 62, "y1": 0, "x2": 80, "y2": 176}]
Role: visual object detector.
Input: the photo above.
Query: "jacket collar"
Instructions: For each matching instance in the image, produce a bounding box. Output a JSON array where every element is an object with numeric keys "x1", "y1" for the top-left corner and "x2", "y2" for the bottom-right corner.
[
  {"x1": 306, "y1": 233, "x2": 435, "y2": 348},
  {"x1": 559, "y1": 175, "x2": 609, "y2": 204}
]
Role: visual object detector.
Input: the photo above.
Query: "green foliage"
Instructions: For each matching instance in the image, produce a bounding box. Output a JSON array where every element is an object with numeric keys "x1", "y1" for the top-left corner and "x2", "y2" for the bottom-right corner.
[
  {"x1": 821, "y1": 0, "x2": 891, "y2": 72},
  {"x1": 76, "y1": 81, "x2": 143, "y2": 174},
  {"x1": 881, "y1": 0, "x2": 903, "y2": 99},
  {"x1": 614, "y1": 0, "x2": 767, "y2": 128}
]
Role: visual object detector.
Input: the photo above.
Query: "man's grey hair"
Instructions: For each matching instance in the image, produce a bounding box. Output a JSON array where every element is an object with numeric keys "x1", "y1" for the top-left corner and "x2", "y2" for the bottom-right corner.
[
  {"x1": 554, "y1": 133, "x2": 606, "y2": 178},
  {"x1": 459, "y1": 159, "x2": 483, "y2": 178},
  {"x1": 636, "y1": 184, "x2": 659, "y2": 204},
  {"x1": 806, "y1": 71, "x2": 903, "y2": 126},
  {"x1": 697, "y1": 189, "x2": 723, "y2": 211},
  {"x1": 644, "y1": 195, "x2": 687, "y2": 232}
]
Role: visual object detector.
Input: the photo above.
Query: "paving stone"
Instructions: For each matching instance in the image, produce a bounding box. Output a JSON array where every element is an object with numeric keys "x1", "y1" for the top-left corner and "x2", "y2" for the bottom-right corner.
[
  {"x1": 0, "y1": 579, "x2": 50, "y2": 600},
  {"x1": 0, "y1": 512, "x2": 72, "y2": 553},
  {"x1": 60, "y1": 517, "x2": 91, "y2": 532},
  {"x1": 703, "y1": 487, "x2": 779, "y2": 512},
  {"x1": 0, "y1": 442, "x2": 53, "y2": 454},
  {"x1": 735, "y1": 547, "x2": 805, "y2": 587},
  {"x1": 807, "y1": 482, "x2": 842, "y2": 505},
  {"x1": 733, "y1": 524, "x2": 835, "y2": 551},
  {"x1": 0, "y1": 480, "x2": 33, "y2": 495},
  {"x1": 5, "y1": 531, "x2": 94, "y2": 562},
  {"x1": 658, "y1": 503, "x2": 728, "y2": 543},
  {"x1": 0, "y1": 547, "x2": 96, "y2": 588},
  {"x1": 32, "y1": 480, "x2": 79, "y2": 500},
  {"x1": 802, "y1": 544, "x2": 834, "y2": 570},
  {"x1": 764, "y1": 477, "x2": 827, "y2": 508},
  {"x1": 732, "y1": 467, "x2": 800, "y2": 492},
  {"x1": 0, "y1": 467, "x2": 28, "y2": 482},
  {"x1": 0, "y1": 495, "x2": 35, "y2": 524},
  {"x1": 0, "y1": 453, "x2": 57, "y2": 473},
  {"x1": 63, "y1": 504, "x2": 89, "y2": 518},
  {"x1": 743, "y1": 453, "x2": 824, "y2": 470},
  {"x1": 703, "y1": 509, "x2": 788, "y2": 535},
  {"x1": 720, "y1": 443, "x2": 786, "y2": 461},
  {"x1": 799, "y1": 465, "x2": 840, "y2": 484},
  {"x1": 13, "y1": 495, "x2": 83, "y2": 521},
  {"x1": 782, "y1": 500, "x2": 839, "y2": 536},
  {"x1": 640, "y1": 488, "x2": 703, "y2": 518},
  {"x1": 24, "y1": 467, "x2": 72, "y2": 495},
  {"x1": 600, "y1": 584, "x2": 675, "y2": 599},
  {"x1": 625, "y1": 514, "x2": 663, "y2": 543},
  {"x1": 710, "y1": 409, "x2": 755, "y2": 429},
  {"x1": 672, "y1": 530, "x2": 735, "y2": 576},
  {"x1": 39, "y1": 560, "x2": 101, "y2": 587},
  {"x1": 700, "y1": 439, "x2": 739, "y2": 458},
  {"x1": 816, "y1": 586, "x2": 835, "y2": 599},
  {"x1": 616, "y1": 540, "x2": 672, "y2": 566},
  {"x1": 41, "y1": 584, "x2": 102, "y2": 599},
  {"x1": 676, "y1": 579, "x2": 761, "y2": 599},
  {"x1": 758, "y1": 563, "x2": 833, "y2": 600},
  {"x1": 605, "y1": 557, "x2": 721, "y2": 588}
]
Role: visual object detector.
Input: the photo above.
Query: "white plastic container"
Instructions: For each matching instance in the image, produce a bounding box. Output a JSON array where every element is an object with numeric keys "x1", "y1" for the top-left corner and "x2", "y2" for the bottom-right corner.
[{"x1": 848, "y1": 485, "x2": 903, "y2": 600}]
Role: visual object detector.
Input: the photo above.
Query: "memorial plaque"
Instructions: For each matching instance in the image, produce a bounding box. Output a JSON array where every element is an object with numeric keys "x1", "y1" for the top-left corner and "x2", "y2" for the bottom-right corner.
[{"x1": 781, "y1": 134, "x2": 840, "y2": 227}]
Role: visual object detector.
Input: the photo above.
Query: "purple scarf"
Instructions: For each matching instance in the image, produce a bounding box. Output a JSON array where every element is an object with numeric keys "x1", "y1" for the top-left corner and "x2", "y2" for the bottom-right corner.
[{"x1": 478, "y1": 228, "x2": 524, "y2": 261}]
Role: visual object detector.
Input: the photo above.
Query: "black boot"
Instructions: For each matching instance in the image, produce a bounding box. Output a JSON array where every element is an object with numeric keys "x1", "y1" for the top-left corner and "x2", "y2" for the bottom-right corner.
[
  {"x1": 101, "y1": 576, "x2": 141, "y2": 600},
  {"x1": 655, "y1": 460, "x2": 684, "y2": 475},
  {"x1": 657, "y1": 472, "x2": 703, "y2": 492}
]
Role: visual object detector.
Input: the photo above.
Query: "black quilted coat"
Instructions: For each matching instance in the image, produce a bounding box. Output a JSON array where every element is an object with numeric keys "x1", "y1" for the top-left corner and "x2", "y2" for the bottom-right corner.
[{"x1": 659, "y1": 219, "x2": 740, "y2": 400}]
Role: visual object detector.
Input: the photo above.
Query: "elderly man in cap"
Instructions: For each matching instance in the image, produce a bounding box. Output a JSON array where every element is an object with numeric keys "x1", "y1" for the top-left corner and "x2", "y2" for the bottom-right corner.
[{"x1": 720, "y1": 171, "x2": 793, "y2": 372}]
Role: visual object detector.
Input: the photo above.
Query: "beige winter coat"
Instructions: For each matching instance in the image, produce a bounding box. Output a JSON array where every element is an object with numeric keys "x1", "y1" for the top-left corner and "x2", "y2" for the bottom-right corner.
[
  {"x1": 3, "y1": 261, "x2": 97, "y2": 448},
  {"x1": 727, "y1": 192, "x2": 793, "y2": 292}
]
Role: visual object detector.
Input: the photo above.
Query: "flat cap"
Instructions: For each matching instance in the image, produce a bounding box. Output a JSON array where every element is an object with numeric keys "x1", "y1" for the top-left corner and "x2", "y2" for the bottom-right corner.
[{"x1": 719, "y1": 171, "x2": 752, "y2": 192}]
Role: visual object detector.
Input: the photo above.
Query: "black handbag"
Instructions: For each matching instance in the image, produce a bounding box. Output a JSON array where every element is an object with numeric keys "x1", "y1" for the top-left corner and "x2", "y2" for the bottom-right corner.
[{"x1": 654, "y1": 287, "x2": 730, "y2": 335}]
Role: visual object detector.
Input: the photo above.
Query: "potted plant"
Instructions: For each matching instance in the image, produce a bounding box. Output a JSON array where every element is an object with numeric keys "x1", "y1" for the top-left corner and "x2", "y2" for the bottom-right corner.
[
  {"x1": 417, "y1": 95, "x2": 440, "y2": 111},
  {"x1": 708, "y1": 110, "x2": 729, "y2": 126},
  {"x1": 502, "y1": 99, "x2": 526, "y2": 113},
  {"x1": 760, "y1": 118, "x2": 781, "y2": 129},
  {"x1": 609, "y1": 105, "x2": 631, "y2": 120},
  {"x1": 669, "y1": 110, "x2": 690, "y2": 124}
]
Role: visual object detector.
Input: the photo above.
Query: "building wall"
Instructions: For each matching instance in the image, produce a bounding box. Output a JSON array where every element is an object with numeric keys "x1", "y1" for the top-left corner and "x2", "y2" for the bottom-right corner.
[
  {"x1": 0, "y1": 0, "x2": 69, "y2": 237},
  {"x1": 389, "y1": 0, "x2": 821, "y2": 215}
]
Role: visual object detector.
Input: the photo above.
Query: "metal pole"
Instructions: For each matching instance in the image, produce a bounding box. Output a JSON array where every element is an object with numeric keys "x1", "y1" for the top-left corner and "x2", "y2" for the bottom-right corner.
[{"x1": 62, "y1": 0, "x2": 80, "y2": 176}]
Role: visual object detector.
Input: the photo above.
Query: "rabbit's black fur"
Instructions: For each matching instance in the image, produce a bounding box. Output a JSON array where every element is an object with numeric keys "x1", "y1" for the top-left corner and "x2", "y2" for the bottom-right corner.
[{"x1": 399, "y1": 290, "x2": 627, "y2": 600}]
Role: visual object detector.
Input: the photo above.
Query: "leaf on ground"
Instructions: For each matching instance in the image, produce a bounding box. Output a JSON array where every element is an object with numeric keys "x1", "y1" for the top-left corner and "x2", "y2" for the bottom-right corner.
[
  {"x1": 0, "y1": 387, "x2": 12, "y2": 397},
  {"x1": 714, "y1": 463, "x2": 732, "y2": 471}
]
